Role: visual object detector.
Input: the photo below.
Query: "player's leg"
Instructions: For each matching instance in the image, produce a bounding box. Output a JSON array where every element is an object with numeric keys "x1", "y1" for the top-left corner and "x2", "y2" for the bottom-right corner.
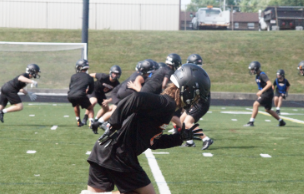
[
  {"x1": 276, "y1": 96, "x2": 283, "y2": 115},
  {"x1": 244, "y1": 100, "x2": 260, "y2": 126},
  {"x1": 180, "y1": 114, "x2": 198, "y2": 147},
  {"x1": 83, "y1": 97, "x2": 97, "y2": 125},
  {"x1": 264, "y1": 101, "x2": 286, "y2": 127},
  {"x1": 74, "y1": 105, "x2": 83, "y2": 127}
]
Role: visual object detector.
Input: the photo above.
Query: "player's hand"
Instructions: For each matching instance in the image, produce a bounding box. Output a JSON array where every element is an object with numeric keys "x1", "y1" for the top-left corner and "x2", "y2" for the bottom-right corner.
[
  {"x1": 179, "y1": 123, "x2": 203, "y2": 141},
  {"x1": 102, "y1": 99, "x2": 109, "y2": 107},
  {"x1": 98, "y1": 125, "x2": 118, "y2": 146},
  {"x1": 27, "y1": 92, "x2": 37, "y2": 101},
  {"x1": 256, "y1": 90, "x2": 262, "y2": 97},
  {"x1": 31, "y1": 81, "x2": 38, "y2": 88},
  {"x1": 127, "y1": 81, "x2": 136, "y2": 89}
]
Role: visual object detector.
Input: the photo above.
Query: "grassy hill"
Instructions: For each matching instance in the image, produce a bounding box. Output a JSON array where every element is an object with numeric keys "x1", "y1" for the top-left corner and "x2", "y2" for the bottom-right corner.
[{"x1": 1, "y1": 28, "x2": 304, "y2": 93}]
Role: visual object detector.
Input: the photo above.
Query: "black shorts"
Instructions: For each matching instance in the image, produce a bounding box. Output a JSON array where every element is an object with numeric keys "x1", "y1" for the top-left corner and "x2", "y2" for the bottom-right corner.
[
  {"x1": 88, "y1": 91, "x2": 107, "y2": 106},
  {"x1": 0, "y1": 87, "x2": 22, "y2": 106},
  {"x1": 87, "y1": 162, "x2": 151, "y2": 193},
  {"x1": 67, "y1": 96, "x2": 91, "y2": 109},
  {"x1": 173, "y1": 108, "x2": 183, "y2": 118},
  {"x1": 186, "y1": 99, "x2": 210, "y2": 123},
  {"x1": 274, "y1": 92, "x2": 286, "y2": 99},
  {"x1": 257, "y1": 95, "x2": 273, "y2": 110}
]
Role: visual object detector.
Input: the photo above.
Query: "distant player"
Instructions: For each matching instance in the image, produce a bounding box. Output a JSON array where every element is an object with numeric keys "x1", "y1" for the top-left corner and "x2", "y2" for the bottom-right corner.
[
  {"x1": 82, "y1": 65, "x2": 121, "y2": 126},
  {"x1": 272, "y1": 69, "x2": 290, "y2": 115},
  {"x1": 179, "y1": 54, "x2": 213, "y2": 150},
  {"x1": 298, "y1": 61, "x2": 304, "y2": 76},
  {"x1": 67, "y1": 59, "x2": 94, "y2": 127},
  {"x1": 244, "y1": 61, "x2": 286, "y2": 127},
  {"x1": 0, "y1": 64, "x2": 40, "y2": 123}
]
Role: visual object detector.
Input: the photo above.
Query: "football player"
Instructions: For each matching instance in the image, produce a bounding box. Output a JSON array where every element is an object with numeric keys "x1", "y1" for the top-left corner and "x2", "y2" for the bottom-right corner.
[
  {"x1": 272, "y1": 69, "x2": 290, "y2": 115},
  {"x1": 90, "y1": 60, "x2": 154, "y2": 134},
  {"x1": 0, "y1": 64, "x2": 40, "y2": 123},
  {"x1": 298, "y1": 61, "x2": 304, "y2": 76},
  {"x1": 244, "y1": 61, "x2": 286, "y2": 127},
  {"x1": 81, "y1": 64, "x2": 209, "y2": 194},
  {"x1": 67, "y1": 59, "x2": 94, "y2": 127},
  {"x1": 82, "y1": 65, "x2": 121, "y2": 126}
]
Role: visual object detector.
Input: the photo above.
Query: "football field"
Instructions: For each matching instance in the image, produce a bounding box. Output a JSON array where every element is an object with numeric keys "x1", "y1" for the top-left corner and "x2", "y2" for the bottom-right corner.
[{"x1": 1, "y1": 103, "x2": 304, "y2": 194}]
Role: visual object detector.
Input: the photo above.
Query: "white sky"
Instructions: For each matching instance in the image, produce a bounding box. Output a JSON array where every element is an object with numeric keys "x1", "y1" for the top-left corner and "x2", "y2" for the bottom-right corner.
[{"x1": 181, "y1": 0, "x2": 191, "y2": 10}]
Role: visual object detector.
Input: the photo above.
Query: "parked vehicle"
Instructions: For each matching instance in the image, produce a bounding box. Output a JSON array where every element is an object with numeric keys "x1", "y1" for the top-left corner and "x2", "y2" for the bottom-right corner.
[
  {"x1": 190, "y1": 6, "x2": 230, "y2": 30},
  {"x1": 259, "y1": 6, "x2": 304, "y2": 31}
]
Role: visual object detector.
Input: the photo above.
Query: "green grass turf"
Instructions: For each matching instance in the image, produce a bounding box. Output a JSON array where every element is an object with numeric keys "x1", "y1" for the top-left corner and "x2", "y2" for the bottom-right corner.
[
  {"x1": 1, "y1": 103, "x2": 304, "y2": 194},
  {"x1": 1, "y1": 28, "x2": 304, "y2": 93}
]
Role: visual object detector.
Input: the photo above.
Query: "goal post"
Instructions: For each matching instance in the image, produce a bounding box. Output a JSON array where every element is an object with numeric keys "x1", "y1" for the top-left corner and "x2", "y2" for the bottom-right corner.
[{"x1": 0, "y1": 41, "x2": 87, "y2": 95}]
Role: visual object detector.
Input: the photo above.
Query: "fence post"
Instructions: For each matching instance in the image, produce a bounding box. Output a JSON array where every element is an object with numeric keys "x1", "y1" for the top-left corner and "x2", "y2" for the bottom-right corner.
[
  {"x1": 275, "y1": 6, "x2": 278, "y2": 27},
  {"x1": 231, "y1": 5, "x2": 233, "y2": 31}
]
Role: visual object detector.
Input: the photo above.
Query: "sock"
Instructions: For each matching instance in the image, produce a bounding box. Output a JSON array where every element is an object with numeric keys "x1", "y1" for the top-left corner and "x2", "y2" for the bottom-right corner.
[
  {"x1": 187, "y1": 140, "x2": 194, "y2": 144},
  {"x1": 89, "y1": 118, "x2": 94, "y2": 122},
  {"x1": 2, "y1": 109, "x2": 7, "y2": 113},
  {"x1": 76, "y1": 117, "x2": 80, "y2": 121},
  {"x1": 203, "y1": 136, "x2": 210, "y2": 142},
  {"x1": 98, "y1": 117, "x2": 104, "y2": 123},
  {"x1": 249, "y1": 118, "x2": 254, "y2": 122},
  {"x1": 276, "y1": 107, "x2": 280, "y2": 110},
  {"x1": 279, "y1": 118, "x2": 282, "y2": 121},
  {"x1": 95, "y1": 116, "x2": 99, "y2": 120}
]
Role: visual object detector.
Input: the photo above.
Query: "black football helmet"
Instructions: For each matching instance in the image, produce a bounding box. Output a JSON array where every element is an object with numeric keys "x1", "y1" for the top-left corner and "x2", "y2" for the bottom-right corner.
[
  {"x1": 138, "y1": 60, "x2": 154, "y2": 75},
  {"x1": 26, "y1": 64, "x2": 41, "y2": 79},
  {"x1": 298, "y1": 61, "x2": 304, "y2": 76},
  {"x1": 165, "y1": 53, "x2": 182, "y2": 70},
  {"x1": 75, "y1": 59, "x2": 89, "y2": 73},
  {"x1": 135, "y1": 61, "x2": 142, "y2": 71},
  {"x1": 186, "y1": 54, "x2": 203, "y2": 66},
  {"x1": 158, "y1": 62, "x2": 167, "y2": 69},
  {"x1": 248, "y1": 61, "x2": 261, "y2": 75},
  {"x1": 109, "y1": 65, "x2": 122, "y2": 80},
  {"x1": 170, "y1": 64, "x2": 210, "y2": 109},
  {"x1": 146, "y1": 59, "x2": 159, "y2": 71},
  {"x1": 277, "y1": 69, "x2": 285, "y2": 78}
]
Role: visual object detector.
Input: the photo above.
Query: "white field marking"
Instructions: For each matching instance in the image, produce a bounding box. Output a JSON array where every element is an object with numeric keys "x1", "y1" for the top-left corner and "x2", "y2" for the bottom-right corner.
[
  {"x1": 28, "y1": 103, "x2": 69, "y2": 106},
  {"x1": 200, "y1": 118, "x2": 203, "y2": 120},
  {"x1": 29, "y1": 114, "x2": 35, "y2": 117},
  {"x1": 265, "y1": 120, "x2": 271, "y2": 122},
  {"x1": 203, "y1": 153, "x2": 213, "y2": 157},
  {"x1": 231, "y1": 119, "x2": 237, "y2": 121},
  {"x1": 51, "y1": 125, "x2": 58, "y2": 130},
  {"x1": 53, "y1": 104, "x2": 57, "y2": 106},
  {"x1": 293, "y1": 109, "x2": 298, "y2": 111},
  {"x1": 221, "y1": 107, "x2": 226, "y2": 109},
  {"x1": 152, "y1": 152, "x2": 170, "y2": 154},
  {"x1": 64, "y1": 115, "x2": 69, "y2": 117},
  {"x1": 27, "y1": 150, "x2": 36, "y2": 154},
  {"x1": 34, "y1": 174, "x2": 40, "y2": 177},
  {"x1": 86, "y1": 151, "x2": 91, "y2": 155},
  {"x1": 207, "y1": 111, "x2": 212, "y2": 113},
  {"x1": 35, "y1": 132, "x2": 38, "y2": 134},
  {"x1": 246, "y1": 108, "x2": 304, "y2": 125},
  {"x1": 168, "y1": 129, "x2": 175, "y2": 133},
  {"x1": 279, "y1": 113, "x2": 304, "y2": 116},
  {"x1": 145, "y1": 149, "x2": 171, "y2": 194},
  {"x1": 221, "y1": 111, "x2": 252, "y2": 114},
  {"x1": 260, "y1": 154, "x2": 272, "y2": 158}
]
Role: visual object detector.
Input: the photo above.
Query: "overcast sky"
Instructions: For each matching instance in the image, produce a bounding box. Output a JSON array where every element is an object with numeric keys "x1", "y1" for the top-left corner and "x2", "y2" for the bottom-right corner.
[{"x1": 181, "y1": 0, "x2": 191, "y2": 10}]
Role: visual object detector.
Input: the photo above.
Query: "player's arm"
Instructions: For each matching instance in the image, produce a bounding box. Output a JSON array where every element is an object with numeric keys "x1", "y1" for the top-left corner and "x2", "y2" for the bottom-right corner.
[
  {"x1": 87, "y1": 77, "x2": 95, "y2": 94},
  {"x1": 127, "y1": 76, "x2": 145, "y2": 92},
  {"x1": 162, "y1": 77, "x2": 169, "y2": 89},
  {"x1": 18, "y1": 75, "x2": 36, "y2": 85},
  {"x1": 89, "y1": 73, "x2": 96, "y2": 78},
  {"x1": 272, "y1": 80, "x2": 276, "y2": 90},
  {"x1": 20, "y1": 88, "x2": 28, "y2": 95}
]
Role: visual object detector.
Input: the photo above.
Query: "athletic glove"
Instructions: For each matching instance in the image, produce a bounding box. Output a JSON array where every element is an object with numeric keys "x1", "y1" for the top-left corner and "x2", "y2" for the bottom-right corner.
[
  {"x1": 98, "y1": 124, "x2": 118, "y2": 146},
  {"x1": 31, "y1": 81, "x2": 38, "y2": 88},
  {"x1": 27, "y1": 92, "x2": 37, "y2": 101},
  {"x1": 180, "y1": 123, "x2": 204, "y2": 141}
]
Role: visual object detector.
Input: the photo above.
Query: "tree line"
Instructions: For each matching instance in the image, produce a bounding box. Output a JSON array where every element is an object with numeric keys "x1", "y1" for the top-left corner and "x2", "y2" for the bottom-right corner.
[{"x1": 186, "y1": 0, "x2": 304, "y2": 12}]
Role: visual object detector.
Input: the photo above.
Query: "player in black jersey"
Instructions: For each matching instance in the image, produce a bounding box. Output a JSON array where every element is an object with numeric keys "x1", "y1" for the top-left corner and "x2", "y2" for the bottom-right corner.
[
  {"x1": 244, "y1": 61, "x2": 286, "y2": 127},
  {"x1": 81, "y1": 64, "x2": 210, "y2": 194},
  {"x1": 272, "y1": 69, "x2": 290, "y2": 115},
  {"x1": 67, "y1": 60, "x2": 94, "y2": 127},
  {"x1": 90, "y1": 60, "x2": 154, "y2": 134},
  {"x1": 0, "y1": 64, "x2": 40, "y2": 123},
  {"x1": 82, "y1": 65, "x2": 121, "y2": 126}
]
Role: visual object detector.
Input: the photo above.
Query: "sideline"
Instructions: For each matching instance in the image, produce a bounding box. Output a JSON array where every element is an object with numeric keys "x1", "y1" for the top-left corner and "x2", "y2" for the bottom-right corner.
[{"x1": 144, "y1": 149, "x2": 171, "y2": 194}]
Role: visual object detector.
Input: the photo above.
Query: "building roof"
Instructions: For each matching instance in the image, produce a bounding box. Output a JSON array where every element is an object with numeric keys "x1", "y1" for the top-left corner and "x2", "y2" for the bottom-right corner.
[{"x1": 231, "y1": 12, "x2": 259, "y2": 22}]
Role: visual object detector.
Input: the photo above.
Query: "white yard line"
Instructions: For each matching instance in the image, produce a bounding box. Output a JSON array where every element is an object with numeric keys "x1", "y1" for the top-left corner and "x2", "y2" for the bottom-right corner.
[{"x1": 144, "y1": 149, "x2": 171, "y2": 194}]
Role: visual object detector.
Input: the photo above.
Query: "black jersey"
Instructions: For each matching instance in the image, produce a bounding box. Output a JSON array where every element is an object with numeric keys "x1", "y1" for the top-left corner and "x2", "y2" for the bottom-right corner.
[
  {"x1": 68, "y1": 72, "x2": 94, "y2": 98},
  {"x1": 141, "y1": 66, "x2": 174, "y2": 94},
  {"x1": 94, "y1": 73, "x2": 120, "y2": 94},
  {"x1": 116, "y1": 72, "x2": 144, "y2": 100},
  {"x1": 87, "y1": 92, "x2": 183, "y2": 172},
  {"x1": 255, "y1": 72, "x2": 273, "y2": 97},
  {"x1": 1, "y1": 73, "x2": 30, "y2": 93}
]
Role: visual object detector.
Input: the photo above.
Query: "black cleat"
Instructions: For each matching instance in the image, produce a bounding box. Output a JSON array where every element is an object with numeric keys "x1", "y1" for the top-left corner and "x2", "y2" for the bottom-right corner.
[
  {"x1": 181, "y1": 142, "x2": 196, "y2": 147},
  {"x1": 276, "y1": 110, "x2": 280, "y2": 115},
  {"x1": 278, "y1": 119, "x2": 286, "y2": 127},
  {"x1": 77, "y1": 119, "x2": 84, "y2": 127},
  {"x1": 82, "y1": 114, "x2": 88, "y2": 125},
  {"x1": 202, "y1": 139, "x2": 214, "y2": 150},
  {"x1": 0, "y1": 110, "x2": 4, "y2": 123},
  {"x1": 244, "y1": 122, "x2": 254, "y2": 127},
  {"x1": 90, "y1": 121, "x2": 101, "y2": 134}
]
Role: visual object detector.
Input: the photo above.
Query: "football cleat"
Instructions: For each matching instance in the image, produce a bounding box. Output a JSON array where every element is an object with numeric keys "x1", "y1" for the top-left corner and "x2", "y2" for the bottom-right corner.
[
  {"x1": 181, "y1": 142, "x2": 196, "y2": 147},
  {"x1": 0, "y1": 110, "x2": 4, "y2": 123},
  {"x1": 202, "y1": 139, "x2": 213, "y2": 150},
  {"x1": 278, "y1": 119, "x2": 286, "y2": 127},
  {"x1": 90, "y1": 121, "x2": 101, "y2": 134},
  {"x1": 276, "y1": 110, "x2": 280, "y2": 115},
  {"x1": 100, "y1": 122, "x2": 109, "y2": 131},
  {"x1": 82, "y1": 114, "x2": 88, "y2": 125},
  {"x1": 77, "y1": 119, "x2": 84, "y2": 127},
  {"x1": 244, "y1": 122, "x2": 254, "y2": 127}
]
